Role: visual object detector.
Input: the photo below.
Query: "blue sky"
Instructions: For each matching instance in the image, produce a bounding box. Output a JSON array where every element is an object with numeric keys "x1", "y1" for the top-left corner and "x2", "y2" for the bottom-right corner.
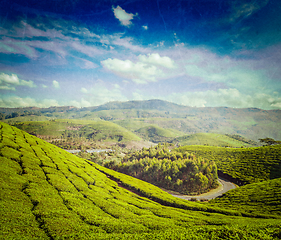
[{"x1": 0, "y1": 0, "x2": 281, "y2": 109}]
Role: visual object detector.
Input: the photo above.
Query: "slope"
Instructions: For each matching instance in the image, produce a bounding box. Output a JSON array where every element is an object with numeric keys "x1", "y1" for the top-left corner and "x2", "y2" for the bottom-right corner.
[
  {"x1": 1, "y1": 122, "x2": 281, "y2": 239},
  {"x1": 11, "y1": 119, "x2": 141, "y2": 146},
  {"x1": 2, "y1": 99, "x2": 281, "y2": 142},
  {"x1": 171, "y1": 133, "x2": 258, "y2": 147},
  {"x1": 175, "y1": 145, "x2": 281, "y2": 184},
  {"x1": 208, "y1": 178, "x2": 281, "y2": 216},
  {"x1": 135, "y1": 124, "x2": 184, "y2": 143}
]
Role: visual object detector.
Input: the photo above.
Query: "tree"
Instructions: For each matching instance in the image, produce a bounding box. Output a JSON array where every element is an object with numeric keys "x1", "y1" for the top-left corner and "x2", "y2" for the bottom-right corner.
[{"x1": 259, "y1": 138, "x2": 281, "y2": 146}]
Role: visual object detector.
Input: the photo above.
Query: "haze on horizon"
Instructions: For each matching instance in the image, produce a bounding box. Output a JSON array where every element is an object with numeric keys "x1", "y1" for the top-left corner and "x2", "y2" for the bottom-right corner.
[{"x1": 0, "y1": 0, "x2": 281, "y2": 110}]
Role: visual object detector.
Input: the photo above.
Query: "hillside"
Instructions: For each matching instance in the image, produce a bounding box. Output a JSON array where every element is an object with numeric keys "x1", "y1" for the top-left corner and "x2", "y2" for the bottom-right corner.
[
  {"x1": 1, "y1": 122, "x2": 281, "y2": 239},
  {"x1": 9, "y1": 119, "x2": 257, "y2": 149},
  {"x1": 1, "y1": 99, "x2": 281, "y2": 141},
  {"x1": 175, "y1": 145, "x2": 281, "y2": 184},
  {"x1": 135, "y1": 125, "x2": 184, "y2": 143},
  {"x1": 208, "y1": 178, "x2": 281, "y2": 216},
  {"x1": 12, "y1": 119, "x2": 147, "y2": 149},
  {"x1": 111, "y1": 144, "x2": 219, "y2": 195},
  {"x1": 171, "y1": 133, "x2": 258, "y2": 147}
]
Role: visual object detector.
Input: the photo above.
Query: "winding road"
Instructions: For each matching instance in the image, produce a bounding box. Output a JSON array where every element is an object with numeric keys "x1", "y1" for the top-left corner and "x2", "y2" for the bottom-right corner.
[{"x1": 168, "y1": 177, "x2": 237, "y2": 201}]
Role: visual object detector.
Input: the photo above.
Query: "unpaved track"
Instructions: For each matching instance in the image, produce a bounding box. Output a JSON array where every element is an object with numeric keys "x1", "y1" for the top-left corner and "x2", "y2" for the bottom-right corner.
[{"x1": 168, "y1": 177, "x2": 237, "y2": 201}]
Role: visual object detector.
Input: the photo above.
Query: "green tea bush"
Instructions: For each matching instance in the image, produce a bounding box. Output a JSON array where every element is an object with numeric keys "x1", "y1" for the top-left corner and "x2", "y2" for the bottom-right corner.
[
  {"x1": 176, "y1": 145, "x2": 281, "y2": 184},
  {"x1": 1, "y1": 121, "x2": 281, "y2": 239}
]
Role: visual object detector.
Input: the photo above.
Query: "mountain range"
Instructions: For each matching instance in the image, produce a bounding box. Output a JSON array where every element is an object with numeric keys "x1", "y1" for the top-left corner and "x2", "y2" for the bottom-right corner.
[{"x1": 1, "y1": 99, "x2": 280, "y2": 143}]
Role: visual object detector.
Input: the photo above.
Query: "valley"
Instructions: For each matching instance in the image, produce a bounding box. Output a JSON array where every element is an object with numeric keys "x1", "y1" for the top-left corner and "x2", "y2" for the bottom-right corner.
[{"x1": 1, "y1": 100, "x2": 281, "y2": 239}]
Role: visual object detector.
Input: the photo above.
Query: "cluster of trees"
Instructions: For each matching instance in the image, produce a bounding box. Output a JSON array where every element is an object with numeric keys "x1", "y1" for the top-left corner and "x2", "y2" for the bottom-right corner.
[
  {"x1": 259, "y1": 138, "x2": 281, "y2": 146},
  {"x1": 176, "y1": 145, "x2": 281, "y2": 184},
  {"x1": 0, "y1": 111, "x2": 43, "y2": 120},
  {"x1": 108, "y1": 144, "x2": 218, "y2": 195}
]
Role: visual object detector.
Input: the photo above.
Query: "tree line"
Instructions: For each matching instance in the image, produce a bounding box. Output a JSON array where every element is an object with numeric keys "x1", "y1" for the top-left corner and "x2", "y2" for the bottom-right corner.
[{"x1": 106, "y1": 143, "x2": 218, "y2": 195}]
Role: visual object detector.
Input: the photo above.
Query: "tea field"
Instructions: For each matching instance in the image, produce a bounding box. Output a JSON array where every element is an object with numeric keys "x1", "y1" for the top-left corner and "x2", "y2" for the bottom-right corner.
[
  {"x1": 175, "y1": 145, "x2": 281, "y2": 184},
  {"x1": 1, "y1": 121, "x2": 281, "y2": 239}
]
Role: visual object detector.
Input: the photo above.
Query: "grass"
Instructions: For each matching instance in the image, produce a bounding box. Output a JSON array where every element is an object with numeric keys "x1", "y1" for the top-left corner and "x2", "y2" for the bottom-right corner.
[
  {"x1": 171, "y1": 133, "x2": 258, "y2": 147},
  {"x1": 1, "y1": 121, "x2": 281, "y2": 239},
  {"x1": 208, "y1": 178, "x2": 281, "y2": 216},
  {"x1": 12, "y1": 119, "x2": 142, "y2": 142},
  {"x1": 135, "y1": 124, "x2": 185, "y2": 143},
  {"x1": 175, "y1": 145, "x2": 281, "y2": 184}
]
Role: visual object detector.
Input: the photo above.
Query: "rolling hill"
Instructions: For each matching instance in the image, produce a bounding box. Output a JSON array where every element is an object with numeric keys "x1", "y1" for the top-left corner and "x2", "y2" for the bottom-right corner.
[
  {"x1": 11, "y1": 119, "x2": 149, "y2": 149},
  {"x1": 175, "y1": 145, "x2": 281, "y2": 185},
  {"x1": 207, "y1": 178, "x2": 281, "y2": 216},
  {"x1": 1, "y1": 121, "x2": 281, "y2": 239},
  {"x1": 171, "y1": 133, "x2": 259, "y2": 147},
  {"x1": 135, "y1": 124, "x2": 185, "y2": 143},
  {"x1": 1, "y1": 99, "x2": 281, "y2": 142},
  {"x1": 10, "y1": 119, "x2": 257, "y2": 149}
]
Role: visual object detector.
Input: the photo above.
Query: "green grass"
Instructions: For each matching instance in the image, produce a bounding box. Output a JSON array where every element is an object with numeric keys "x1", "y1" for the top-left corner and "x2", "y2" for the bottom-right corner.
[
  {"x1": 1, "y1": 121, "x2": 281, "y2": 239},
  {"x1": 208, "y1": 178, "x2": 281, "y2": 216},
  {"x1": 175, "y1": 145, "x2": 281, "y2": 184},
  {"x1": 172, "y1": 133, "x2": 258, "y2": 147},
  {"x1": 135, "y1": 124, "x2": 184, "y2": 143},
  {"x1": 12, "y1": 119, "x2": 142, "y2": 142}
]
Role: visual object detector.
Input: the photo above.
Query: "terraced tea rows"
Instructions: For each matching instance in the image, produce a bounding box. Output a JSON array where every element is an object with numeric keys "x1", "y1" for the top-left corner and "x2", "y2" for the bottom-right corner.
[
  {"x1": 208, "y1": 178, "x2": 281, "y2": 216},
  {"x1": 1, "y1": 121, "x2": 281, "y2": 239},
  {"x1": 176, "y1": 145, "x2": 281, "y2": 184}
]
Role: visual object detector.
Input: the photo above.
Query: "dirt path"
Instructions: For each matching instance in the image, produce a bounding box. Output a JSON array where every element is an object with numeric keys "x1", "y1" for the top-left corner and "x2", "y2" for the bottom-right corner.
[{"x1": 165, "y1": 177, "x2": 237, "y2": 201}]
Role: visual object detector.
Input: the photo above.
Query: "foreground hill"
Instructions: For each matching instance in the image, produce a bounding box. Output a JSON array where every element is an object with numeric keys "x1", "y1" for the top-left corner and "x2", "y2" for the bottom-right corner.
[
  {"x1": 176, "y1": 145, "x2": 281, "y2": 184},
  {"x1": 2, "y1": 99, "x2": 281, "y2": 142},
  {"x1": 1, "y1": 122, "x2": 281, "y2": 239},
  {"x1": 208, "y1": 178, "x2": 281, "y2": 216}
]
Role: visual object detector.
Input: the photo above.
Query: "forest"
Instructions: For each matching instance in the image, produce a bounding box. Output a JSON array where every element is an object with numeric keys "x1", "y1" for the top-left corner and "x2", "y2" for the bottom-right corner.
[{"x1": 108, "y1": 143, "x2": 218, "y2": 195}]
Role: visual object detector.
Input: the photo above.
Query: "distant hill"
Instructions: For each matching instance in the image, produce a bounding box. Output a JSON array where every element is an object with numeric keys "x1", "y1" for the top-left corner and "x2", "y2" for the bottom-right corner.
[
  {"x1": 3, "y1": 122, "x2": 281, "y2": 239},
  {"x1": 171, "y1": 133, "x2": 259, "y2": 147},
  {"x1": 135, "y1": 125, "x2": 185, "y2": 143},
  {"x1": 12, "y1": 119, "x2": 150, "y2": 150},
  {"x1": 1, "y1": 99, "x2": 281, "y2": 142}
]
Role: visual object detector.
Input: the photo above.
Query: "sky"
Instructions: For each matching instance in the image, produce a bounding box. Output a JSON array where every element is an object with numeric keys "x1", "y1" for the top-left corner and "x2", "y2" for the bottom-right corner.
[{"x1": 0, "y1": 0, "x2": 281, "y2": 109}]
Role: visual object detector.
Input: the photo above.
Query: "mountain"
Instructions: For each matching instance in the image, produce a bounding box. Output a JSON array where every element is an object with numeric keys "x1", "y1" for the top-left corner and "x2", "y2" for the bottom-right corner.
[
  {"x1": 1, "y1": 121, "x2": 281, "y2": 239},
  {"x1": 1, "y1": 99, "x2": 281, "y2": 142}
]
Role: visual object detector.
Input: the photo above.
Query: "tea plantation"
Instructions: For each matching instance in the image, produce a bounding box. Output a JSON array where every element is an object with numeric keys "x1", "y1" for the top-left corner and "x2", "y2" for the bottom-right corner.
[
  {"x1": 175, "y1": 145, "x2": 281, "y2": 184},
  {"x1": 208, "y1": 177, "x2": 281, "y2": 216},
  {"x1": 1, "y1": 121, "x2": 281, "y2": 239}
]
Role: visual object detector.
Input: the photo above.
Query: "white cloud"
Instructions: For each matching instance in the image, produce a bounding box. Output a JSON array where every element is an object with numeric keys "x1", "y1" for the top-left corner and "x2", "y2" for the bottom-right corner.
[
  {"x1": 229, "y1": 0, "x2": 269, "y2": 22},
  {"x1": 81, "y1": 87, "x2": 88, "y2": 93},
  {"x1": 0, "y1": 73, "x2": 36, "y2": 90},
  {"x1": 78, "y1": 82, "x2": 127, "y2": 107},
  {"x1": 102, "y1": 58, "x2": 161, "y2": 84},
  {"x1": 0, "y1": 86, "x2": 16, "y2": 90},
  {"x1": 167, "y1": 88, "x2": 281, "y2": 109},
  {"x1": 112, "y1": 6, "x2": 137, "y2": 27},
  {"x1": 42, "y1": 84, "x2": 48, "y2": 88},
  {"x1": 53, "y1": 80, "x2": 60, "y2": 89},
  {"x1": 101, "y1": 53, "x2": 176, "y2": 84},
  {"x1": 142, "y1": 25, "x2": 148, "y2": 30},
  {"x1": 70, "y1": 98, "x2": 91, "y2": 108},
  {"x1": 0, "y1": 96, "x2": 59, "y2": 108},
  {"x1": 112, "y1": 36, "x2": 149, "y2": 53},
  {"x1": 138, "y1": 53, "x2": 176, "y2": 69}
]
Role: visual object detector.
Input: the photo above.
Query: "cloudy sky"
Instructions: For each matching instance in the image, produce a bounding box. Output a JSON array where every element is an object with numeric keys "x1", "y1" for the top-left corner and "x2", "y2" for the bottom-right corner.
[{"x1": 0, "y1": 0, "x2": 281, "y2": 109}]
